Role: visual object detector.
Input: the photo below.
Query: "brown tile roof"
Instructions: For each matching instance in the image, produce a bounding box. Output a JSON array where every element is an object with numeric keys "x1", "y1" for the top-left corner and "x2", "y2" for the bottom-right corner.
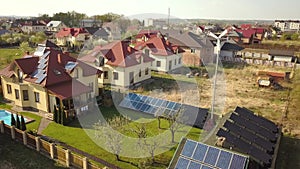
[
  {"x1": 47, "y1": 79, "x2": 92, "y2": 100},
  {"x1": 0, "y1": 64, "x2": 15, "y2": 78},
  {"x1": 56, "y1": 28, "x2": 88, "y2": 38},
  {"x1": 80, "y1": 41, "x2": 154, "y2": 68},
  {"x1": 14, "y1": 57, "x2": 39, "y2": 75}
]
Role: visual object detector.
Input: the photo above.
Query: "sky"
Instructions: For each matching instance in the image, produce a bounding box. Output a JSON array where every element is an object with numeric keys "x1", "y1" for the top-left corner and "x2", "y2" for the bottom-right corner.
[{"x1": 1, "y1": 0, "x2": 300, "y2": 20}]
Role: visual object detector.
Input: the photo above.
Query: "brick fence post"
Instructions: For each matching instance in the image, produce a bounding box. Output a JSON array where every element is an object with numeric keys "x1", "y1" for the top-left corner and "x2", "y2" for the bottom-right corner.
[
  {"x1": 22, "y1": 131, "x2": 27, "y2": 145},
  {"x1": 65, "y1": 149, "x2": 70, "y2": 167},
  {"x1": 50, "y1": 143, "x2": 54, "y2": 159},
  {"x1": 82, "y1": 157, "x2": 88, "y2": 169},
  {"x1": 35, "y1": 137, "x2": 40, "y2": 152},
  {"x1": 0, "y1": 120, "x2": 4, "y2": 134},
  {"x1": 11, "y1": 126, "x2": 15, "y2": 139}
]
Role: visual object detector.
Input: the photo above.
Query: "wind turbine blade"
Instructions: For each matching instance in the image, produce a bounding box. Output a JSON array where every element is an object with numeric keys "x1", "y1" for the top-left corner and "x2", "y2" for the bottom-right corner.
[
  {"x1": 208, "y1": 32, "x2": 218, "y2": 39},
  {"x1": 218, "y1": 29, "x2": 228, "y2": 38}
]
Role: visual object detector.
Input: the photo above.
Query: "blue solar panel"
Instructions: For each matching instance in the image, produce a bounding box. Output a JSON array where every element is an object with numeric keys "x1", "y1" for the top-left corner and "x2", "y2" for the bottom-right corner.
[
  {"x1": 216, "y1": 151, "x2": 232, "y2": 169},
  {"x1": 181, "y1": 140, "x2": 197, "y2": 158},
  {"x1": 134, "y1": 95, "x2": 142, "y2": 102},
  {"x1": 167, "y1": 102, "x2": 175, "y2": 109},
  {"x1": 136, "y1": 103, "x2": 143, "y2": 110},
  {"x1": 35, "y1": 73, "x2": 46, "y2": 83},
  {"x1": 150, "y1": 98, "x2": 158, "y2": 105},
  {"x1": 229, "y1": 154, "x2": 246, "y2": 169},
  {"x1": 192, "y1": 143, "x2": 208, "y2": 162},
  {"x1": 41, "y1": 51, "x2": 50, "y2": 59},
  {"x1": 175, "y1": 157, "x2": 189, "y2": 169},
  {"x1": 203, "y1": 147, "x2": 220, "y2": 166},
  {"x1": 155, "y1": 99, "x2": 163, "y2": 107},
  {"x1": 201, "y1": 166, "x2": 214, "y2": 169},
  {"x1": 174, "y1": 103, "x2": 182, "y2": 111},
  {"x1": 141, "y1": 96, "x2": 147, "y2": 101},
  {"x1": 188, "y1": 161, "x2": 201, "y2": 169}
]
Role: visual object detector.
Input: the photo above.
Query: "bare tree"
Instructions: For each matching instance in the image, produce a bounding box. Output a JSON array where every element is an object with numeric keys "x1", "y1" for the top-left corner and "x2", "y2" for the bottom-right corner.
[{"x1": 168, "y1": 109, "x2": 186, "y2": 143}]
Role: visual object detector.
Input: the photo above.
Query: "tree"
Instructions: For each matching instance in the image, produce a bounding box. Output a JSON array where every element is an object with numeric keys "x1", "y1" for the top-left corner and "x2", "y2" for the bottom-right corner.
[
  {"x1": 19, "y1": 42, "x2": 31, "y2": 54},
  {"x1": 20, "y1": 115, "x2": 27, "y2": 131},
  {"x1": 281, "y1": 33, "x2": 292, "y2": 41},
  {"x1": 168, "y1": 109, "x2": 185, "y2": 143},
  {"x1": 94, "y1": 121, "x2": 123, "y2": 161},
  {"x1": 11, "y1": 114, "x2": 16, "y2": 126},
  {"x1": 61, "y1": 109, "x2": 67, "y2": 125},
  {"x1": 291, "y1": 33, "x2": 299, "y2": 41},
  {"x1": 53, "y1": 105, "x2": 58, "y2": 123},
  {"x1": 16, "y1": 114, "x2": 21, "y2": 129}
]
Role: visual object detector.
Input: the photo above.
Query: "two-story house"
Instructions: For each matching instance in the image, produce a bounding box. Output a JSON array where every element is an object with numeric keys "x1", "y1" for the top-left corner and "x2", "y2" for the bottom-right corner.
[
  {"x1": 56, "y1": 28, "x2": 88, "y2": 50},
  {"x1": 0, "y1": 41, "x2": 100, "y2": 116},
  {"x1": 160, "y1": 30, "x2": 214, "y2": 66},
  {"x1": 134, "y1": 33, "x2": 184, "y2": 72},
  {"x1": 21, "y1": 21, "x2": 47, "y2": 34},
  {"x1": 47, "y1": 21, "x2": 67, "y2": 33},
  {"x1": 79, "y1": 41, "x2": 154, "y2": 87}
]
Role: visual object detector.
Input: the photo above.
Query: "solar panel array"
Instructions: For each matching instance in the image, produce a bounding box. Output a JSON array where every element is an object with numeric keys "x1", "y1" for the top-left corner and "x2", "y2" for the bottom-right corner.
[
  {"x1": 216, "y1": 106, "x2": 279, "y2": 168},
  {"x1": 119, "y1": 93, "x2": 208, "y2": 129},
  {"x1": 33, "y1": 51, "x2": 50, "y2": 84},
  {"x1": 65, "y1": 61, "x2": 77, "y2": 71},
  {"x1": 172, "y1": 139, "x2": 249, "y2": 169}
]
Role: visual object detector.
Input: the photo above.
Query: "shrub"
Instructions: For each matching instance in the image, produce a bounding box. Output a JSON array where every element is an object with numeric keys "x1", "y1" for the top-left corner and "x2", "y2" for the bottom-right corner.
[
  {"x1": 53, "y1": 105, "x2": 58, "y2": 123},
  {"x1": 20, "y1": 115, "x2": 26, "y2": 131},
  {"x1": 16, "y1": 114, "x2": 20, "y2": 129},
  {"x1": 11, "y1": 114, "x2": 16, "y2": 126}
]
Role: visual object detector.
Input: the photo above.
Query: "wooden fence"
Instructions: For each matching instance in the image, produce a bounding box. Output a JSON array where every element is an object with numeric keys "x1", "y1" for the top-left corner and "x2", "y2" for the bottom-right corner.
[{"x1": 0, "y1": 120, "x2": 111, "y2": 169}]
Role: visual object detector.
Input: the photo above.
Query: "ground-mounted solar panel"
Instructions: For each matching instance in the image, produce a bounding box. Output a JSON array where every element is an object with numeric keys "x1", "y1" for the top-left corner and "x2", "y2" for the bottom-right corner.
[
  {"x1": 175, "y1": 157, "x2": 189, "y2": 169},
  {"x1": 181, "y1": 140, "x2": 197, "y2": 158},
  {"x1": 169, "y1": 138, "x2": 249, "y2": 169}
]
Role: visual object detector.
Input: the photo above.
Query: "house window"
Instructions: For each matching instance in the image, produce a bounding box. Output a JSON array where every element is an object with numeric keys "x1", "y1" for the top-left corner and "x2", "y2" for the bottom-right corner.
[
  {"x1": 156, "y1": 61, "x2": 161, "y2": 67},
  {"x1": 178, "y1": 58, "x2": 182, "y2": 64},
  {"x1": 174, "y1": 59, "x2": 177, "y2": 65},
  {"x1": 145, "y1": 49, "x2": 150, "y2": 56},
  {"x1": 104, "y1": 71, "x2": 108, "y2": 79},
  {"x1": 23, "y1": 90, "x2": 29, "y2": 101},
  {"x1": 74, "y1": 69, "x2": 79, "y2": 79},
  {"x1": 191, "y1": 48, "x2": 196, "y2": 53},
  {"x1": 139, "y1": 70, "x2": 142, "y2": 77},
  {"x1": 113, "y1": 72, "x2": 118, "y2": 80},
  {"x1": 88, "y1": 82, "x2": 94, "y2": 92},
  {"x1": 7, "y1": 84, "x2": 12, "y2": 94},
  {"x1": 145, "y1": 68, "x2": 149, "y2": 75},
  {"x1": 34, "y1": 92, "x2": 40, "y2": 103},
  {"x1": 15, "y1": 89, "x2": 19, "y2": 100}
]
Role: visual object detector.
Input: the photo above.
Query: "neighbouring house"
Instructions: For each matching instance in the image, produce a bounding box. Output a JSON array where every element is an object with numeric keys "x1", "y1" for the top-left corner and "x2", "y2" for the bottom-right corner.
[
  {"x1": 234, "y1": 24, "x2": 266, "y2": 44},
  {"x1": 0, "y1": 29, "x2": 10, "y2": 36},
  {"x1": 55, "y1": 28, "x2": 89, "y2": 50},
  {"x1": 102, "y1": 22, "x2": 122, "y2": 41},
  {"x1": 0, "y1": 40, "x2": 101, "y2": 115},
  {"x1": 268, "y1": 49, "x2": 296, "y2": 62},
  {"x1": 84, "y1": 27, "x2": 109, "y2": 41},
  {"x1": 160, "y1": 30, "x2": 214, "y2": 66},
  {"x1": 219, "y1": 40, "x2": 244, "y2": 60},
  {"x1": 21, "y1": 21, "x2": 47, "y2": 34},
  {"x1": 47, "y1": 21, "x2": 67, "y2": 33},
  {"x1": 274, "y1": 20, "x2": 300, "y2": 32},
  {"x1": 79, "y1": 40, "x2": 154, "y2": 87},
  {"x1": 79, "y1": 19, "x2": 102, "y2": 27},
  {"x1": 134, "y1": 33, "x2": 184, "y2": 72}
]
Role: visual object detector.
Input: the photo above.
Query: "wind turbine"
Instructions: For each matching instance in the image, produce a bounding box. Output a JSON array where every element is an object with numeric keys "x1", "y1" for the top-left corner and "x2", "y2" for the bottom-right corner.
[{"x1": 207, "y1": 27, "x2": 235, "y2": 119}]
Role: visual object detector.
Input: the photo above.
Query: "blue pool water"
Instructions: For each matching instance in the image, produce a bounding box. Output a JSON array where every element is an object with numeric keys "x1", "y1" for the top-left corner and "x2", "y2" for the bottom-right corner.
[{"x1": 0, "y1": 110, "x2": 28, "y2": 126}]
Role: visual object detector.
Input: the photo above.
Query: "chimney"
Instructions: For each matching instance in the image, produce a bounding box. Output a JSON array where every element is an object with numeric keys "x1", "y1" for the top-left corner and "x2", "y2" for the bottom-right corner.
[
  {"x1": 57, "y1": 54, "x2": 61, "y2": 64},
  {"x1": 166, "y1": 40, "x2": 170, "y2": 46},
  {"x1": 127, "y1": 46, "x2": 131, "y2": 53}
]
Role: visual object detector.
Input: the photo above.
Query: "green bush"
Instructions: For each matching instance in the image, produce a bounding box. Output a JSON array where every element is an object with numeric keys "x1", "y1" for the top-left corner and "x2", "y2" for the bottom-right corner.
[
  {"x1": 11, "y1": 113, "x2": 16, "y2": 126},
  {"x1": 16, "y1": 114, "x2": 20, "y2": 129},
  {"x1": 20, "y1": 115, "x2": 27, "y2": 131}
]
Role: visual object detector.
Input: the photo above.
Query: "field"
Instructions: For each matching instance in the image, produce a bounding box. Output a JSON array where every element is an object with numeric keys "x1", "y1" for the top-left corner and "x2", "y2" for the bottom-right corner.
[{"x1": 0, "y1": 48, "x2": 24, "y2": 69}]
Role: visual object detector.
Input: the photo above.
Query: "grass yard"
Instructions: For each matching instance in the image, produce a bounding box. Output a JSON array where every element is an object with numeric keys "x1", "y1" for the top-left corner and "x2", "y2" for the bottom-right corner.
[
  {"x1": 0, "y1": 134, "x2": 65, "y2": 169},
  {"x1": 0, "y1": 48, "x2": 24, "y2": 69},
  {"x1": 42, "y1": 106, "x2": 202, "y2": 169},
  {"x1": 18, "y1": 112, "x2": 42, "y2": 132}
]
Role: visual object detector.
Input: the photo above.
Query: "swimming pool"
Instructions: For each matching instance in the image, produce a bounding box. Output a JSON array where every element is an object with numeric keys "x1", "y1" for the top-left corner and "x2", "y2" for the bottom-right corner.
[{"x1": 0, "y1": 110, "x2": 29, "y2": 126}]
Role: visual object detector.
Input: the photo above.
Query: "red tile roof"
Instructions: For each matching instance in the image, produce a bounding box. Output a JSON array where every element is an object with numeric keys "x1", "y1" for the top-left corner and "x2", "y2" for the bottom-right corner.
[
  {"x1": 47, "y1": 79, "x2": 92, "y2": 100},
  {"x1": 134, "y1": 36, "x2": 182, "y2": 56},
  {"x1": 236, "y1": 29, "x2": 256, "y2": 38},
  {"x1": 80, "y1": 41, "x2": 154, "y2": 68},
  {"x1": 136, "y1": 30, "x2": 159, "y2": 39},
  {"x1": 56, "y1": 28, "x2": 88, "y2": 38},
  {"x1": 0, "y1": 64, "x2": 15, "y2": 78},
  {"x1": 14, "y1": 57, "x2": 39, "y2": 75}
]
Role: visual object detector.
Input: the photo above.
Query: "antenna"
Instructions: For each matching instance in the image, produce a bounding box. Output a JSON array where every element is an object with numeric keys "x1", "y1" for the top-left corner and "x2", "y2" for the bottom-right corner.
[{"x1": 168, "y1": 7, "x2": 170, "y2": 29}]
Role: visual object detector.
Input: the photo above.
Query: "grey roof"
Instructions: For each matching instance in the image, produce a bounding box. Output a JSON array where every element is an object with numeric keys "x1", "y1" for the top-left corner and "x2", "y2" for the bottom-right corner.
[
  {"x1": 0, "y1": 29, "x2": 10, "y2": 35},
  {"x1": 269, "y1": 49, "x2": 294, "y2": 56},
  {"x1": 221, "y1": 42, "x2": 244, "y2": 51},
  {"x1": 226, "y1": 30, "x2": 243, "y2": 37},
  {"x1": 85, "y1": 27, "x2": 109, "y2": 37},
  {"x1": 160, "y1": 30, "x2": 214, "y2": 49}
]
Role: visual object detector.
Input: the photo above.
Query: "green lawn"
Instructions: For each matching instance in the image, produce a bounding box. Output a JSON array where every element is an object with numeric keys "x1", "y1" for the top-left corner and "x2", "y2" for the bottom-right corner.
[
  {"x1": 0, "y1": 48, "x2": 23, "y2": 69},
  {"x1": 0, "y1": 134, "x2": 66, "y2": 169},
  {"x1": 19, "y1": 112, "x2": 42, "y2": 132},
  {"x1": 42, "y1": 106, "x2": 202, "y2": 169}
]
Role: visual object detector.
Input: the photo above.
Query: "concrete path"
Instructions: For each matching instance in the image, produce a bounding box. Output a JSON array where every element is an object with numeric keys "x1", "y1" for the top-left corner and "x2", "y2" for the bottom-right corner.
[{"x1": 37, "y1": 117, "x2": 52, "y2": 134}]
